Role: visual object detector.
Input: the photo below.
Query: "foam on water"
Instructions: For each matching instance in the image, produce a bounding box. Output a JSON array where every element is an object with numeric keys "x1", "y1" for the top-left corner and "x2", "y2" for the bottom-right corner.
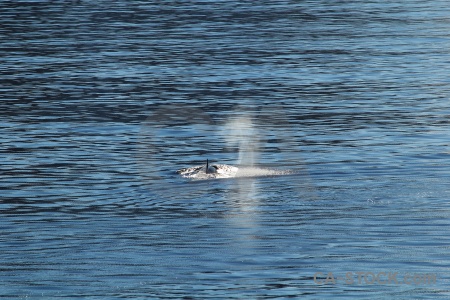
[{"x1": 235, "y1": 166, "x2": 293, "y2": 177}]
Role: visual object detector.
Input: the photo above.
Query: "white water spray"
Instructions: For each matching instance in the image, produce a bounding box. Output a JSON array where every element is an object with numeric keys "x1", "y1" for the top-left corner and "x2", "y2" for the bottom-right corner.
[
  {"x1": 223, "y1": 114, "x2": 260, "y2": 167},
  {"x1": 222, "y1": 113, "x2": 292, "y2": 177}
]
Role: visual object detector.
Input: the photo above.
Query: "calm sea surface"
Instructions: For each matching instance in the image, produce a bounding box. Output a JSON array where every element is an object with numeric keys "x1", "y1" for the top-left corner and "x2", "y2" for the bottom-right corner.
[{"x1": 1, "y1": 1, "x2": 450, "y2": 298}]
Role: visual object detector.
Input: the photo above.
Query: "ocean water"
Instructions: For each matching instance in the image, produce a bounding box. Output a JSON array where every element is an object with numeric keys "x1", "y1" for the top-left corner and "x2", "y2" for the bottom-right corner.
[{"x1": 1, "y1": 1, "x2": 450, "y2": 298}]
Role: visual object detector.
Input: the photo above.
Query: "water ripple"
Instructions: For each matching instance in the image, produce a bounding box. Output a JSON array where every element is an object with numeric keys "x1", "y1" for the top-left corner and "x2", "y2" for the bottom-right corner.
[{"x1": 1, "y1": 0, "x2": 450, "y2": 298}]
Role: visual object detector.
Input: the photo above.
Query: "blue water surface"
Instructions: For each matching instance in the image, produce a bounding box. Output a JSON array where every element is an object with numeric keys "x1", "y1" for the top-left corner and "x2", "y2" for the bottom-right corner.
[{"x1": 1, "y1": 1, "x2": 450, "y2": 298}]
